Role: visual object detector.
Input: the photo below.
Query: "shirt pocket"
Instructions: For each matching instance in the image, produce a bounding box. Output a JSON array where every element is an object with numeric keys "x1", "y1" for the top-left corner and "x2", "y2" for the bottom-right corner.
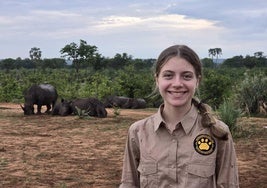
[
  {"x1": 186, "y1": 163, "x2": 215, "y2": 188},
  {"x1": 137, "y1": 162, "x2": 158, "y2": 188}
]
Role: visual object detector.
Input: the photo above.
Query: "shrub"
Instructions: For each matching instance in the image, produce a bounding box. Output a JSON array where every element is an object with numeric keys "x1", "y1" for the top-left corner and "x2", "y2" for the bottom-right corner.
[
  {"x1": 235, "y1": 73, "x2": 267, "y2": 115},
  {"x1": 217, "y1": 99, "x2": 242, "y2": 137},
  {"x1": 200, "y1": 69, "x2": 232, "y2": 109}
]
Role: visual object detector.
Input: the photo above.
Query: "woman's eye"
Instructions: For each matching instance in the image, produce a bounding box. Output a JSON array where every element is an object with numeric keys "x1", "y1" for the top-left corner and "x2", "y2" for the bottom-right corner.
[
  {"x1": 163, "y1": 74, "x2": 173, "y2": 79},
  {"x1": 183, "y1": 74, "x2": 193, "y2": 80}
]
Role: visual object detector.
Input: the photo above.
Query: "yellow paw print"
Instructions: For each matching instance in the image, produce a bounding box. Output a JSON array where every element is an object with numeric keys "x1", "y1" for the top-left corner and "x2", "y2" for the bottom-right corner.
[
  {"x1": 198, "y1": 138, "x2": 212, "y2": 151},
  {"x1": 194, "y1": 134, "x2": 215, "y2": 155}
]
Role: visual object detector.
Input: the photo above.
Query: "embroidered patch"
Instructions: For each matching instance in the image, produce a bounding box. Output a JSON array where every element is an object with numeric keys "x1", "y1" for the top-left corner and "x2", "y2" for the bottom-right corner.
[{"x1": 194, "y1": 134, "x2": 216, "y2": 155}]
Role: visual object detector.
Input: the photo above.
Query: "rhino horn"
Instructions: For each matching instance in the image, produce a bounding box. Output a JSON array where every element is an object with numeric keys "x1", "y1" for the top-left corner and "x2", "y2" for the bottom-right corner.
[{"x1": 20, "y1": 104, "x2": 25, "y2": 111}]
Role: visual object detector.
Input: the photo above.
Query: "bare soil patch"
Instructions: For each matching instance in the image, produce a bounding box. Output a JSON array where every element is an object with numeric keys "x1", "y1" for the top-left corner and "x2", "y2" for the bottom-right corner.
[{"x1": 0, "y1": 103, "x2": 266, "y2": 188}]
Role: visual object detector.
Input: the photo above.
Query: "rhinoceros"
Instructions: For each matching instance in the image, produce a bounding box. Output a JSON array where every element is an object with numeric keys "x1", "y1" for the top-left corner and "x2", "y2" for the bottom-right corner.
[
  {"x1": 52, "y1": 98, "x2": 73, "y2": 116},
  {"x1": 52, "y1": 97, "x2": 107, "y2": 118},
  {"x1": 21, "y1": 84, "x2": 58, "y2": 115},
  {"x1": 103, "y1": 96, "x2": 147, "y2": 109}
]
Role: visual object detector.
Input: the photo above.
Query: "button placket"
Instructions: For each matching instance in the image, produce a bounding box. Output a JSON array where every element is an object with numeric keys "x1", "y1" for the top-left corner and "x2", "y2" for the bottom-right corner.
[{"x1": 168, "y1": 136, "x2": 178, "y2": 181}]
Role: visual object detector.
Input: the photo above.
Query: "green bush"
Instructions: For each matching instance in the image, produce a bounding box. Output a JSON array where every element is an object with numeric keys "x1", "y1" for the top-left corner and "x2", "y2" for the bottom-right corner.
[
  {"x1": 235, "y1": 73, "x2": 267, "y2": 115},
  {"x1": 199, "y1": 69, "x2": 232, "y2": 109},
  {"x1": 217, "y1": 99, "x2": 242, "y2": 137}
]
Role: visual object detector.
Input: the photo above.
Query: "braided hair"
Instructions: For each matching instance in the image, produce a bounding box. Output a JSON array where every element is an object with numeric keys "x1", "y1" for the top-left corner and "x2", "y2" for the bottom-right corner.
[{"x1": 192, "y1": 98, "x2": 228, "y2": 140}]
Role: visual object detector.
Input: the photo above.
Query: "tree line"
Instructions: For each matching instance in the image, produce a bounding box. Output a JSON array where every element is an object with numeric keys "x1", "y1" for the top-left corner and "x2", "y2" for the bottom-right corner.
[
  {"x1": 1, "y1": 40, "x2": 267, "y2": 71},
  {"x1": 0, "y1": 40, "x2": 266, "y2": 117}
]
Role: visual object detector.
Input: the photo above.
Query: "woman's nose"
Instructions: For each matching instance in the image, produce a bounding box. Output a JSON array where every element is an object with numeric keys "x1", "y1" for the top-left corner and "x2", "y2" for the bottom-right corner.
[{"x1": 172, "y1": 76, "x2": 183, "y2": 87}]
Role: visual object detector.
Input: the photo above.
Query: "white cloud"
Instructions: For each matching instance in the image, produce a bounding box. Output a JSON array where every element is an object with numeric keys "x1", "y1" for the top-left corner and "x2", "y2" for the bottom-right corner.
[
  {"x1": 94, "y1": 14, "x2": 219, "y2": 32},
  {"x1": 0, "y1": 0, "x2": 266, "y2": 59}
]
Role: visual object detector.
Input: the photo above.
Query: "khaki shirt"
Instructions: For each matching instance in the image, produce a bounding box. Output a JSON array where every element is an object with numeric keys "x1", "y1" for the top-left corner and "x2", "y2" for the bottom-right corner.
[{"x1": 120, "y1": 105, "x2": 239, "y2": 188}]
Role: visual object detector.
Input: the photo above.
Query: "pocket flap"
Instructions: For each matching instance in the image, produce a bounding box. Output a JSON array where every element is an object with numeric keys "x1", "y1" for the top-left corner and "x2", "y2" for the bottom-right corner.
[
  {"x1": 138, "y1": 162, "x2": 157, "y2": 175},
  {"x1": 186, "y1": 164, "x2": 215, "y2": 177}
]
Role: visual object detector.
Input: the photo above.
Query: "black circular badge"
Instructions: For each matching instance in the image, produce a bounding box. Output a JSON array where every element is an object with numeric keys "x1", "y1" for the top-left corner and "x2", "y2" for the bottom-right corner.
[{"x1": 194, "y1": 134, "x2": 216, "y2": 155}]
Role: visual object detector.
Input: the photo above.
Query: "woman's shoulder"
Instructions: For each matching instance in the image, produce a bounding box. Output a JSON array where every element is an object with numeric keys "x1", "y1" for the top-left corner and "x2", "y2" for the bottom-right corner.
[
  {"x1": 212, "y1": 118, "x2": 231, "y2": 140},
  {"x1": 215, "y1": 119, "x2": 230, "y2": 132},
  {"x1": 128, "y1": 113, "x2": 158, "y2": 132}
]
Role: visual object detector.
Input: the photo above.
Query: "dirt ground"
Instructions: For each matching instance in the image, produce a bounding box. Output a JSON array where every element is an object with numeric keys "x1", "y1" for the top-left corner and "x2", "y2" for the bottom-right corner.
[{"x1": 0, "y1": 103, "x2": 266, "y2": 188}]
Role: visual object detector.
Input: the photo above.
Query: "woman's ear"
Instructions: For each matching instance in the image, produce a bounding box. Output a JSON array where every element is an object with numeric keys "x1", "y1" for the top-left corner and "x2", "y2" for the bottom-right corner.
[
  {"x1": 196, "y1": 76, "x2": 201, "y2": 88},
  {"x1": 155, "y1": 74, "x2": 159, "y2": 86}
]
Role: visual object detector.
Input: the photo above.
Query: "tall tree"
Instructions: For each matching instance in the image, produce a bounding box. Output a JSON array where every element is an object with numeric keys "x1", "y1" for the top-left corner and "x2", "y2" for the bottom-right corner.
[
  {"x1": 208, "y1": 48, "x2": 216, "y2": 62},
  {"x1": 29, "y1": 47, "x2": 42, "y2": 68},
  {"x1": 60, "y1": 39, "x2": 98, "y2": 73},
  {"x1": 215, "y1": 48, "x2": 222, "y2": 63},
  {"x1": 208, "y1": 48, "x2": 222, "y2": 63}
]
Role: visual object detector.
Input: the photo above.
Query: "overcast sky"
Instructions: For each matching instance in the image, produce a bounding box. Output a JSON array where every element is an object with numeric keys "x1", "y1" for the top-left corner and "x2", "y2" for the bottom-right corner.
[{"x1": 1, "y1": 0, "x2": 266, "y2": 60}]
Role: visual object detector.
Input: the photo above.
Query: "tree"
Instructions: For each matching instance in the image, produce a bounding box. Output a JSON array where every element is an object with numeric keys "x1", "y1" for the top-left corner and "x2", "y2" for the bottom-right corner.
[
  {"x1": 29, "y1": 47, "x2": 42, "y2": 68},
  {"x1": 254, "y1": 51, "x2": 264, "y2": 58},
  {"x1": 215, "y1": 48, "x2": 222, "y2": 63},
  {"x1": 108, "y1": 53, "x2": 133, "y2": 69},
  {"x1": 222, "y1": 56, "x2": 244, "y2": 67},
  {"x1": 208, "y1": 48, "x2": 222, "y2": 63},
  {"x1": 201, "y1": 58, "x2": 215, "y2": 68},
  {"x1": 0, "y1": 58, "x2": 16, "y2": 71},
  {"x1": 42, "y1": 58, "x2": 67, "y2": 69},
  {"x1": 243, "y1": 55, "x2": 257, "y2": 69},
  {"x1": 208, "y1": 48, "x2": 216, "y2": 62},
  {"x1": 199, "y1": 69, "x2": 232, "y2": 108},
  {"x1": 60, "y1": 39, "x2": 98, "y2": 73}
]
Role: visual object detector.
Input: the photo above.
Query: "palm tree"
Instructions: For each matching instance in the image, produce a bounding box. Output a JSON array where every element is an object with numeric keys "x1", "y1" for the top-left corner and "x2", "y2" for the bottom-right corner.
[
  {"x1": 209, "y1": 48, "x2": 222, "y2": 63},
  {"x1": 215, "y1": 48, "x2": 222, "y2": 63},
  {"x1": 208, "y1": 48, "x2": 216, "y2": 62}
]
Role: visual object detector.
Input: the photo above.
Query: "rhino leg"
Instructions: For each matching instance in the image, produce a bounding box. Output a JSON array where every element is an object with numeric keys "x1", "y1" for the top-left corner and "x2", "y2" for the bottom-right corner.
[
  {"x1": 36, "y1": 105, "x2": 42, "y2": 114},
  {"x1": 45, "y1": 104, "x2": 52, "y2": 114}
]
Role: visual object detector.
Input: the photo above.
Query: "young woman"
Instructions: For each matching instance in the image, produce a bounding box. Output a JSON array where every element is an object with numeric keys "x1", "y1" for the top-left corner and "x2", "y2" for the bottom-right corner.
[{"x1": 119, "y1": 45, "x2": 239, "y2": 188}]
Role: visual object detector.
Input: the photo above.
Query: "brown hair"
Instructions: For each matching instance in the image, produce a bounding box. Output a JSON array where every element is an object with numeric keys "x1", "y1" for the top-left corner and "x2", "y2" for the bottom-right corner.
[{"x1": 154, "y1": 45, "x2": 228, "y2": 140}]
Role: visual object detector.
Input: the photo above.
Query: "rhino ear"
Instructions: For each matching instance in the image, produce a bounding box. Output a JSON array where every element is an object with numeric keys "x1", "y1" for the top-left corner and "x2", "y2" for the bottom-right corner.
[{"x1": 20, "y1": 104, "x2": 25, "y2": 111}]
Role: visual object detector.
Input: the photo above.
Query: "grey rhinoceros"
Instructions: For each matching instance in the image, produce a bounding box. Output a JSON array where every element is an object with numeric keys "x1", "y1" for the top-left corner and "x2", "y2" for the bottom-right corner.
[
  {"x1": 103, "y1": 96, "x2": 147, "y2": 109},
  {"x1": 52, "y1": 97, "x2": 107, "y2": 118},
  {"x1": 21, "y1": 84, "x2": 58, "y2": 115}
]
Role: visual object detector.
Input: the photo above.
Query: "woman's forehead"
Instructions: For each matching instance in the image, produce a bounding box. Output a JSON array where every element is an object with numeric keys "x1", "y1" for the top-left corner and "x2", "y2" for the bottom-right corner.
[{"x1": 160, "y1": 56, "x2": 195, "y2": 72}]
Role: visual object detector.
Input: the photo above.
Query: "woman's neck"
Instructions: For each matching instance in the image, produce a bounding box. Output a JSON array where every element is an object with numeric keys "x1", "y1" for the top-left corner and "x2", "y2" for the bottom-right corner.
[{"x1": 162, "y1": 102, "x2": 192, "y2": 131}]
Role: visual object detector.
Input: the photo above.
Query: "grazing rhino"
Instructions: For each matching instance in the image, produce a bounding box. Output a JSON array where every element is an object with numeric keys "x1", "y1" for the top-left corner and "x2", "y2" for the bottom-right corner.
[
  {"x1": 21, "y1": 84, "x2": 58, "y2": 115},
  {"x1": 52, "y1": 98, "x2": 107, "y2": 118},
  {"x1": 104, "y1": 96, "x2": 147, "y2": 109}
]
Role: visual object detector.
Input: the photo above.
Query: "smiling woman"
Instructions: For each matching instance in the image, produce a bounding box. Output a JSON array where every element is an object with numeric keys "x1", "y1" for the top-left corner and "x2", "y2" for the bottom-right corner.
[{"x1": 119, "y1": 45, "x2": 239, "y2": 188}]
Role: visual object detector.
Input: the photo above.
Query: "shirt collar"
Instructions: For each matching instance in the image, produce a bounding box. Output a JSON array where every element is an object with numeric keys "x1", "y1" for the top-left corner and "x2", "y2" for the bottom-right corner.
[
  {"x1": 180, "y1": 105, "x2": 199, "y2": 134},
  {"x1": 153, "y1": 104, "x2": 199, "y2": 134},
  {"x1": 153, "y1": 104, "x2": 165, "y2": 132}
]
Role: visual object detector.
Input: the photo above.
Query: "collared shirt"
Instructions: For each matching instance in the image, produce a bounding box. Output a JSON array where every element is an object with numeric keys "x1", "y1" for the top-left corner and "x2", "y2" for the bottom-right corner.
[{"x1": 119, "y1": 105, "x2": 239, "y2": 188}]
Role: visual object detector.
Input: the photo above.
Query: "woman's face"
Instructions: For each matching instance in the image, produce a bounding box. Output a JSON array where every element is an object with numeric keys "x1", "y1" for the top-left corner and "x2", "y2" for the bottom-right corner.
[{"x1": 156, "y1": 56, "x2": 200, "y2": 109}]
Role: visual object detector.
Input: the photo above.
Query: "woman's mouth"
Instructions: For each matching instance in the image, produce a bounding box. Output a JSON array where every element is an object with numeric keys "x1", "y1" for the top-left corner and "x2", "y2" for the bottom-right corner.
[{"x1": 168, "y1": 90, "x2": 187, "y2": 98}]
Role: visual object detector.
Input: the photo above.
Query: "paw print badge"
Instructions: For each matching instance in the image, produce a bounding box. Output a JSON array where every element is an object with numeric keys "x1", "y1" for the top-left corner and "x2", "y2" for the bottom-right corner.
[{"x1": 194, "y1": 134, "x2": 216, "y2": 155}]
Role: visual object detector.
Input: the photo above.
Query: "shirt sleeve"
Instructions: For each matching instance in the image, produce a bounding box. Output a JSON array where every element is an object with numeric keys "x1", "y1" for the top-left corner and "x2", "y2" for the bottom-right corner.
[
  {"x1": 119, "y1": 124, "x2": 140, "y2": 188},
  {"x1": 215, "y1": 123, "x2": 240, "y2": 188}
]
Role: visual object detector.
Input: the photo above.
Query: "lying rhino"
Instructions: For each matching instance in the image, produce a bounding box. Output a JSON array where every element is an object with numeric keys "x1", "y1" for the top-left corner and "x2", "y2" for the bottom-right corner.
[
  {"x1": 52, "y1": 98, "x2": 73, "y2": 116},
  {"x1": 52, "y1": 98, "x2": 107, "y2": 118},
  {"x1": 21, "y1": 84, "x2": 58, "y2": 115},
  {"x1": 104, "y1": 96, "x2": 147, "y2": 109}
]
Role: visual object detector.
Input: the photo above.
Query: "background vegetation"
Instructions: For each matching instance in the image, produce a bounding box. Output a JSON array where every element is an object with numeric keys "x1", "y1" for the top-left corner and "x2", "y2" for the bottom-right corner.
[{"x1": 0, "y1": 40, "x2": 266, "y2": 119}]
